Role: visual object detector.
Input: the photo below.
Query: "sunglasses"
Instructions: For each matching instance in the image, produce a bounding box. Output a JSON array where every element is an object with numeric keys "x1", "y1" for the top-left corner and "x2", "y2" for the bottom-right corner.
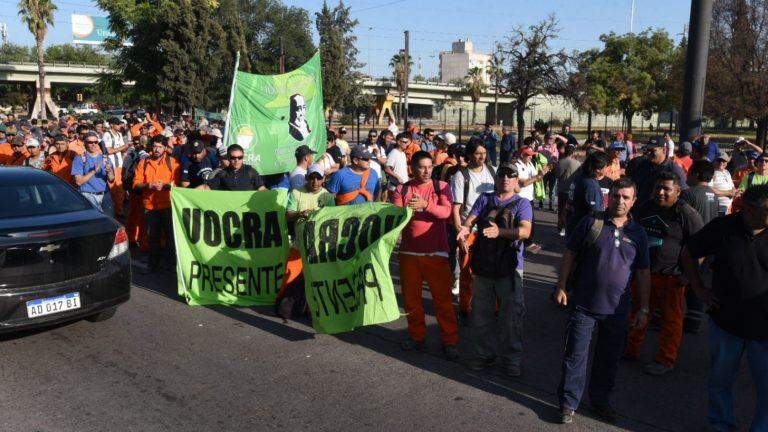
[
  {"x1": 497, "y1": 170, "x2": 518, "y2": 179},
  {"x1": 308, "y1": 174, "x2": 324, "y2": 181},
  {"x1": 229, "y1": 156, "x2": 244, "y2": 160},
  {"x1": 85, "y1": 140, "x2": 99, "y2": 144},
  {"x1": 358, "y1": 158, "x2": 370, "y2": 162},
  {"x1": 11, "y1": 144, "x2": 23, "y2": 148}
]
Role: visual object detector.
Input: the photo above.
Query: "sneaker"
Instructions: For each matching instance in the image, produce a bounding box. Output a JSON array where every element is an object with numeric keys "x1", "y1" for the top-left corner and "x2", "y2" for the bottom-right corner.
[
  {"x1": 558, "y1": 408, "x2": 575, "y2": 424},
  {"x1": 400, "y1": 339, "x2": 425, "y2": 351},
  {"x1": 559, "y1": 229, "x2": 566, "y2": 237},
  {"x1": 451, "y1": 279, "x2": 460, "y2": 296},
  {"x1": 466, "y1": 357, "x2": 494, "y2": 371},
  {"x1": 591, "y1": 403, "x2": 617, "y2": 423},
  {"x1": 505, "y1": 364, "x2": 522, "y2": 377},
  {"x1": 442, "y1": 345, "x2": 459, "y2": 360},
  {"x1": 642, "y1": 362, "x2": 674, "y2": 376}
]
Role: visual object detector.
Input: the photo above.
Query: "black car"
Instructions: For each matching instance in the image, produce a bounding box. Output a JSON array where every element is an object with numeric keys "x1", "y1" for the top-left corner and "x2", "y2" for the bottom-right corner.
[{"x1": 0, "y1": 167, "x2": 131, "y2": 333}]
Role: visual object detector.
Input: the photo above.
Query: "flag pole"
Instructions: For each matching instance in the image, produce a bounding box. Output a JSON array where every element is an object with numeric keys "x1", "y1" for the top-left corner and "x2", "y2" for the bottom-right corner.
[{"x1": 222, "y1": 51, "x2": 241, "y2": 148}]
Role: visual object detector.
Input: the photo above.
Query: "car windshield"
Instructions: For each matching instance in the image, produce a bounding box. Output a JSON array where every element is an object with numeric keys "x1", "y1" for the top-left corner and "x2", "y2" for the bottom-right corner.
[{"x1": 0, "y1": 183, "x2": 92, "y2": 219}]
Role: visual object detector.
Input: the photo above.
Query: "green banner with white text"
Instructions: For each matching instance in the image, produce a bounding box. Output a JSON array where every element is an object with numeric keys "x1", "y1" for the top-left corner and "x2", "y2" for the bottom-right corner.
[
  {"x1": 297, "y1": 203, "x2": 411, "y2": 334},
  {"x1": 171, "y1": 188, "x2": 290, "y2": 306},
  {"x1": 226, "y1": 52, "x2": 325, "y2": 176}
]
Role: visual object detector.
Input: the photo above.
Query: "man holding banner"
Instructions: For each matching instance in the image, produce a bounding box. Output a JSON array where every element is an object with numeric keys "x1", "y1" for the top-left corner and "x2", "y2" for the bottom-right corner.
[
  {"x1": 392, "y1": 151, "x2": 459, "y2": 359},
  {"x1": 327, "y1": 146, "x2": 380, "y2": 205},
  {"x1": 202, "y1": 144, "x2": 266, "y2": 191}
]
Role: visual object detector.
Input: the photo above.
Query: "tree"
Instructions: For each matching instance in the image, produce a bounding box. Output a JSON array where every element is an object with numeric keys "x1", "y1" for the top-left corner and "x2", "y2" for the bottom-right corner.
[
  {"x1": 45, "y1": 44, "x2": 110, "y2": 65},
  {"x1": 316, "y1": 0, "x2": 363, "y2": 125},
  {"x1": 18, "y1": 0, "x2": 57, "y2": 118},
  {"x1": 242, "y1": 0, "x2": 315, "y2": 74},
  {"x1": 560, "y1": 49, "x2": 601, "y2": 134},
  {"x1": 503, "y1": 14, "x2": 567, "y2": 137},
  {"x1": 463, "y1": 67, "x2": 486, "y2": 125},
  {"x1": 388, "y1": 50, "x2": 412, "y2": 121},
  {"x1": 487, "y1": 44, "x2": 505, "y2": 125},
  {"x1": 0, "y1": 43, "x2": 33, "y2": 62},
  {"x1": 709, "y1": 0, "x2": 768, "y2": 147},
  {"x1": 586, "y1": 30, "x2": 676, "y2": 133}
]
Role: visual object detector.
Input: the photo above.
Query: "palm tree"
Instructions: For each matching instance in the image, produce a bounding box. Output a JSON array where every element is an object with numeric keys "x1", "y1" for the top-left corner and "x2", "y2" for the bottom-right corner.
[
  {"x1": 463, "y1": 67, "x2": 486, "y2": 125},
  {"x1": 389, "y1": 50, "x2": 412, "y2": 121},
  {"x1": 487, "y1": 44, "x2": 505, "y2": 125},
  {"x1": 18, "y1": 0, "x2": 57, "y2": 119}
]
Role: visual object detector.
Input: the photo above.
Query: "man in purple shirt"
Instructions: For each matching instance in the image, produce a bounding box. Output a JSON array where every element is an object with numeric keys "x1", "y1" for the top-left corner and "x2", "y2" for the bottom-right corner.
[{"x1": 554, "y1": 177, "x2": 652, "y2": 425}]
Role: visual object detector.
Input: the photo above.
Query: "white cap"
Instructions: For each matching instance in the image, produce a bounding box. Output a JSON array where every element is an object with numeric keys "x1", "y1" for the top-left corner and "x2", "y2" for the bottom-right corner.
[
  {"x1": 26, "y1": 138, "x2": 40, "y2": 148},
  {"x1": 307, "y1": 163, "x2": 325, "y2": 177},
  {"x1": 444, "y1": 132, "x2": 457, "y2": 145}
]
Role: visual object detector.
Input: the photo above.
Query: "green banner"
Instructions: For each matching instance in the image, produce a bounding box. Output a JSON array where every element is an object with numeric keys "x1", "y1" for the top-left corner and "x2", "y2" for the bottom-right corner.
[
  {"x1": 171, "y1": 188, "x2": 290, "y2": 306},
  {"x1": 297, "y1": 203, "x2": 411, "y2": 334},
  {"x1": 226, "y1": 52, "x2": 325, "y2": 176}
]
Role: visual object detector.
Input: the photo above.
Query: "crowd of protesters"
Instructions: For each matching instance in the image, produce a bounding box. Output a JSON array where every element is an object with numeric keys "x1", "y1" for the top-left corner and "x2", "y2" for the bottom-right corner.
[{"x1": 1, "y1": 112, "x2": 766, "y2": 430}]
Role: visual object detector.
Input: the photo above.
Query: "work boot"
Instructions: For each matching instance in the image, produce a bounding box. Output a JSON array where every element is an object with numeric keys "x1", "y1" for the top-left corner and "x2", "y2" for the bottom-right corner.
[
  {"x1": 558, "y1": 408, "x2": 575, "y2": 424},
  {"x1": 505, "y1": 363, "x2": 522, "y2": 377},
  {"x1": 442, "y1": 345, "x2": 459, "y2": 360}
]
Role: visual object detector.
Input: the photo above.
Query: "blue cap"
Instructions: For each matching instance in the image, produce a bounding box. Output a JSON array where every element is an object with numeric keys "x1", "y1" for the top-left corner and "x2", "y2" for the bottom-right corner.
[
  {"x1": 411, "y1": 132, "x2": 422, "y2": 140},
  {"x1": 746, "y1": 150, "x2": 760, "y2": 160},
  {"x1": 609, "y1": 141, "x2": 626, "y2": 150}
]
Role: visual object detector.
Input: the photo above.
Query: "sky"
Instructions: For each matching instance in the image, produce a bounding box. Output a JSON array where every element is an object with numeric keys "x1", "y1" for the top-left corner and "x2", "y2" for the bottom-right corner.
[{"x1": 3, "y1": 0, "x2": 692, "y2": 77}]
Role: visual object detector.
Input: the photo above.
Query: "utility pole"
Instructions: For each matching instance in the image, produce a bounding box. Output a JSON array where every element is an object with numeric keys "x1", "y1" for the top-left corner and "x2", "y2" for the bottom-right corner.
[
  {"x1": 630, "y1": 0, "x2": 636, "y2": 33},
  {"x1": 679, "y1": 0, "x2": 713, "y2": 142},
  {"x1": 403, "y1": 30, "x2": 409, "y2": 130},
  {"x1": 279, "y1": 37, "x2": 285, "y2": 73}
]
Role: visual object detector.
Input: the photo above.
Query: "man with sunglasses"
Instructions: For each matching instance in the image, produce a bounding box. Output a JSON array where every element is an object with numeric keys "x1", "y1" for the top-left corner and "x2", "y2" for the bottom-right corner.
[
  {"x1": 286, "y1": 163, "x2": 335, "y2": 221},
  {"x1": 202, "y1": 144, "x2": 266, "y2": 191},
  {"x1": 681, "y1": 185, "x2": 768, "y2": 432},
  {"x1": 2, "y1": 136, "x2": 28, "y2": 166},
  {"x1": 554, "y1": 177, "x2": 651, "y2": 424},
  {"x1": 71, "y1": 132, "x2": 116, "y2": 216},
  {"x1": 457, "y1": 163, "x2": 532, "y2": 377},
  {"x1": 328, "y1": 146, "x2": 380, "y2": 205},
  {"x1": 737, "y1": 152, "x2": 768, "y2": 191}
]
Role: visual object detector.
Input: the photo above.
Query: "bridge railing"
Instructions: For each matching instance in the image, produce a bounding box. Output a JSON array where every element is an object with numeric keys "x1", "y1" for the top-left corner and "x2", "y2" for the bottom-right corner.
[{"x1": 1, "y1": 61, "x2": 110, "y2": 69}]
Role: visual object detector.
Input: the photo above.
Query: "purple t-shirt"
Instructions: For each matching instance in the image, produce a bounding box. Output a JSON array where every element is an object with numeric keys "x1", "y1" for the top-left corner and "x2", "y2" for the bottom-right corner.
[
  {"x1": 469, "y1": 193, "x2": 533, "y2": 269},
  {"x1": 566, "y1": 215, "x2": 650, "y2": 314}
]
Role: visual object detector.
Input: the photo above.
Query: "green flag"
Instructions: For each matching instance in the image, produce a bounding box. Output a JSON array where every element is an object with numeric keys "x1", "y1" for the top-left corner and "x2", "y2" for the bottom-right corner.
[
  {"x1": 225, "y1": 52, "x2": 325, "y2": 176},
  {"x1": 297, "y1": 203, "x2": 412, "y2": 334},
  {"x1": 171, "y1": 188, "x2": 290, "y2": 306}
]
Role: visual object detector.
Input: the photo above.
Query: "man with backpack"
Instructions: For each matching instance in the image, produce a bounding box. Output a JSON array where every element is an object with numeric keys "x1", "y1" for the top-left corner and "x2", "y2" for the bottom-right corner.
[
  {"x1": 451, "y1": 141, "x2": 496, "y2": 321},
  {"x1": 457, "y1": 163, "x2": 532, "y2": 377},
  {"x1": 554, "y1": 177, "x2": 651, "y2": 424},
  {"x1": 71, "y1": 132, "x2": 116, "y2": 216},
  {"x1": 392, "y1": 151, "x2": 459, "y2": 359},
  {"x1": 133, "y1": 135, "x2": 181, "y2": 273},
  {"x1": 102, "y1": 117, "x2": 130, "y2": 218}
]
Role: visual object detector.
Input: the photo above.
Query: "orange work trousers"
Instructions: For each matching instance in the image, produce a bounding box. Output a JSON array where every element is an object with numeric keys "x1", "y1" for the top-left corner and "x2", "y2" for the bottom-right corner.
[
  {"x1": 109, "y1": 167, "x2": 125, "y2": 217},
  {"x1": 625, "y1": 273, "x2": 686, "y2": 367},
  {"x1": 126, "y1": 192, "x2": 149, "y2": 251},
  {"x1": 458, "y1": 232, "x2": 477, "y2": 315},
  {"x1": 398, "y1": 253, "x2": 458, "y2": 346}
]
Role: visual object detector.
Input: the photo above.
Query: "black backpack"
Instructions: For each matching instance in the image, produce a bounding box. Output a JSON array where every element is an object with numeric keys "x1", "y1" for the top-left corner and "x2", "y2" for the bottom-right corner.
[
  {"x1": 459, "y1": 164, "x2": 497, "y2": 213},
  {"x1": 469, "y1": 194, "x2": 522, "y2": 278}
]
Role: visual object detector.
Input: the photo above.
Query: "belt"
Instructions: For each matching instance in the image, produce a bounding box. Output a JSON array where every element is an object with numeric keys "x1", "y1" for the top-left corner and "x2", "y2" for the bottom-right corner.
[{"x1": 82, "y1": 191, "x2": 106, "y2": 195}]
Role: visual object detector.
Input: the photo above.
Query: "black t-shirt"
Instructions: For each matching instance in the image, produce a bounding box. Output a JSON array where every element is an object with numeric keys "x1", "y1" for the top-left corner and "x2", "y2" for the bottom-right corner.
[
  {"x1": 630, "y1": 158, "x2": 689, "y2": 206},
  {"x1": 637, "y1": 199, "x2": 704, "y2": 275},
  {"x1": 727, "y1": 150, "x2": 748, "y2": 175},
  {"x1": 181, "y1": 157, "x2": 215, "y2": 188},
  {"x1": 206, "y1": 165, "x2": 264, "y2": 191},
  {"x1": 327, "y1": 145, "x2": 343, "y2": 165},
  {"x1": 680, "y1": 184, "x2": 719, "y2": 225},
  {"x1": 686, "y1": 214, "x2": 768, "y2": 340}
]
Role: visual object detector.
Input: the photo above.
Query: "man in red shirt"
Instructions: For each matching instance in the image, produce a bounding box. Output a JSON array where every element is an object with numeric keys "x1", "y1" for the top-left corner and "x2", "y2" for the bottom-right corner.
[{"x1": 392, "y1": 151, "x2": 458, "y2": 359}]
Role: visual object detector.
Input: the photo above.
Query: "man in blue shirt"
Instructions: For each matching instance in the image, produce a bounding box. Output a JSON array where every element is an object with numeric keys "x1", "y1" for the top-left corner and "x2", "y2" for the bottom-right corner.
[
  {"x1": 480, "y1": 123, "x2": 499, "y2": 166},
  {"x1": 327, "y1": 146, "x2": 380, "y2": 205},
  {"x1": 180, "y1": 140, "x2": 216, "y2": 188},
  {"x1": 500, "y1": 127, "x2": 517, "y2": 164},
  {"x1": 554, "y1": 177, "x2": 651, "y2": 425},
  {"x1": 71, "y1": 132, "x2": 116, "y2": 216},
  {"x1": 692, "y1": 134, "x2": 721, "y2": 162}
]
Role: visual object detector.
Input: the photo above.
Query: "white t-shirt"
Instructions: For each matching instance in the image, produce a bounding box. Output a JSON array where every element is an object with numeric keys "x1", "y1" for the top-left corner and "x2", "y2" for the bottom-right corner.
[
  {"x1": 102, "y1": 130, "x2": 125, "y2": 168},
  {"x1": 450, "y1": 165, "x2": 495, "y2": 220},
  {"x1": 387, "y1": 123, "x2": 399, "y2": 136},
  {"x1": 336, "y1": 139, "x2": 350, "y2": 156},
  {"x1": 366, "y1": 143, "x2": 385, "y2": 178},
  {"x1": 711, "y1": 169, "x2": 734, "y2": 210},
  {"x1": 316, "y1": 153, "x2": 335, "y2": 174},
  {"x1": 289, "y1": 166, "x2": 307, "y2": 190},
  {"x1": 665, "y1": 139, "x2": 676, "y2": 158},
  {"x1": 385, "y1": 148, "x2": 408, "y2": 189},
  {"x1": 515, "y1": 160, "x2": 537, "y2": 201}
]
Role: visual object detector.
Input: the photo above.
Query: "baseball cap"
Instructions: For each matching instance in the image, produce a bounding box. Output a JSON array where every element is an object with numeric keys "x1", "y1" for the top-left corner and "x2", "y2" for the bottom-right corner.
[
  {"x1": 679, "y1": 141, "x2": 693, "y2": 155},
  {"x1": 520, "y1": 146, "x2": 536, "y2": 156},
  {"x1": 746, "y1": 151, "x2": 760, "y2": 160},
  {"x1": 609, "y1": 141, "x2": 626, "y2": 150},
  {"x1": 326, "y1": 130, "x2": 336, "y2": 142},
  {"x1": 496, "y1": 163, "x2": 519, "y2": 177},
  {"x1": 339, "y1": 127, "x2": 347, "y2": 134},
  {"x1": 714, "y1": 151, "x2": 731, "y2": 162},
  {"x1": 0, "y1": 124, "x2": 6, "y2": 133},
  {"x1": 26, "y1": 138, "x2": 40, "y2": 148},
  {"x1": 295, "y1": 144, "x2": 317, "y2": 159},
  {"x1": 191, "y1": 140, "x2": 206, "y2": 153},
  {"x1": 307, "y1": 163, "x2": 325, "y2": 177},
  {"x1": 411, "y1": 132, "x2": 422, "y2": 140},
  {"x1": 6, "y1": 125, "x2": 17, "y2": 135},
  {"x1": 350, "y1": 145, "x2": 374, "y2": 160},
  {"x1": 443, "y1": 133, "x2": 457, "y2": 145},
  {"x1": 645, "y1": 136, "x2": 664, "y2": 148}
]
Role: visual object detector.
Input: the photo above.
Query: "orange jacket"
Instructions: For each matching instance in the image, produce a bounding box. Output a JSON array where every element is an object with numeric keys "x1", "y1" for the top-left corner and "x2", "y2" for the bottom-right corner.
[
  {"x1": 0, "y1": 151, "x2": 26, "y2": 166},
  {"x1": 130, "y1": 120, "x2": 164, "y2": 138},
  {"x1": 43, "y1": 151, "x2": 77, "y2": 184},
  {"x1": 133, "y1": 154, "x2": 180, "y2": 210},
  {"x1": 68, "y1": 139, "x2": 86, "y2": 156}
]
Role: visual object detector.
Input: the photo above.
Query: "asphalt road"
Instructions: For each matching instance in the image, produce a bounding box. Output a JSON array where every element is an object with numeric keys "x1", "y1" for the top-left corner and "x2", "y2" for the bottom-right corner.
[{"x1": 0, "y1": 210, "x2": 757, "y2": 432}]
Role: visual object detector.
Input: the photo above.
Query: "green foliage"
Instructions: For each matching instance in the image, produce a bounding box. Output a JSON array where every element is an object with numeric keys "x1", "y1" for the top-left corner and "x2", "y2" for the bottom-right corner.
[
  {"x1": 0, "y1": 43, "x2": 34, "y2": 62},
  {"x1": 388, "y1": 50, "x2": 412, "y2": 91},
  {"x1": 584, "y1": 29, "x2": 676, "y2": 132},
  {"x1": 463, "y1": 67, "x2": 486, "y2": 124},
  {"x1": 18, "y1": 0, "x2": 56, "y2": 40},
  {"x1": 45, "y1": 44, "x2": 110, "y2": 65},
  {"x1": 243, "y1": 0, "x2": 315, "y2": 74},
  {"x1": 316, "y1": 0, "x2": 363, "y2": 122}
]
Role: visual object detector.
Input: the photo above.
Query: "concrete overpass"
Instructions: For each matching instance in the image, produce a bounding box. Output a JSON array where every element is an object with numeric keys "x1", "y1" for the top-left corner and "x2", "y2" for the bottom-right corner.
[{"x1": 0, "y1": 61, "x2": 649, "y2": 130}]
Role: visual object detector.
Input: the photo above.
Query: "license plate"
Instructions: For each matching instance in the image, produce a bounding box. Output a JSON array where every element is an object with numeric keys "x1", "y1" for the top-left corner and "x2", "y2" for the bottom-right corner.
[{"x1": 26, "y1": 293, "x2": 81, "y2": 318}]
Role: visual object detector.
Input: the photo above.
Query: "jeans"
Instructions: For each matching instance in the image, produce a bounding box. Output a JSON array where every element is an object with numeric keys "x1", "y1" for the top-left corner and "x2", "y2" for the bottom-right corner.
[
  {"x1": 82, "y1": 191, "x2": 115, "y2": 217},
  {"x1": 446, "y1": 224, "x2": 459, "y2": 280},
  {"x1": 471, "y1": 269, "x2": 525, "y2": 366},
  {"x1": 486, "y1": 146, "x2": 497, "y2": 166},
  {"x1": 145, "y1": 207, "x2": 174, "y2": 270},
  {"x1": 708, "y1": 317, "x2": 768, "y2": 432},
  {"x1": 544, "y1": 171, "x2": 557, "y2": 208},
  {"x1": 557, "y1": 306, "x2": 628, "y2": 410}
]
